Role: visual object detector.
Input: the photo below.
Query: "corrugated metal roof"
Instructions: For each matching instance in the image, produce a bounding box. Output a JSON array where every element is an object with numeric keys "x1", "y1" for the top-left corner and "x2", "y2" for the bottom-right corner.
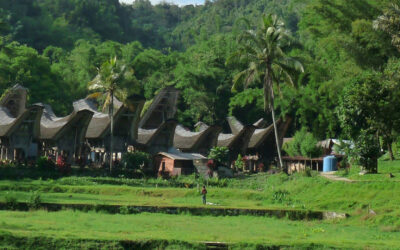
[{"x1": 157, "y1": 151, "x2": 207, "y2": 160}]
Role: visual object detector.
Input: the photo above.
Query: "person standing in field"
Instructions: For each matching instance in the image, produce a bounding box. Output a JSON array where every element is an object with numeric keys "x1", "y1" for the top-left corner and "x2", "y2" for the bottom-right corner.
[{"x1": 201, "y1": 185, "x2": 207, "y2": 205}]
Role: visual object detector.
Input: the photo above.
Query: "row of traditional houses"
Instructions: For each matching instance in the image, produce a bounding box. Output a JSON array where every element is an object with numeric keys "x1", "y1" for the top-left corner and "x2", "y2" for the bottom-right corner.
[{"x1": 0, "y1": 85, "x2": 291, "y2": 176}]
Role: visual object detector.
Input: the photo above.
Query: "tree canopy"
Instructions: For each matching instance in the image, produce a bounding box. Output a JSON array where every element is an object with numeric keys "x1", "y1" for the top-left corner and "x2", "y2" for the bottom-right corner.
[{"x1": 1, "y1": 0, "x2": 400, "y2": 167}]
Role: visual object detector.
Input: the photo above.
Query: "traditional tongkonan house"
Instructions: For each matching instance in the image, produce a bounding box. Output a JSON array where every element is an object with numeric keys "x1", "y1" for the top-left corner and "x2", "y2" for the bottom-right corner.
[
  {"x1": 137, "y1": 120, "x2": 178, "y2": 154},
  {"x1": 173, "y1": 124, "x2": 222, "y2": 155},
  {"x1": 136, "y1": 87, "x2": 180, "y2": 155},
  {"x1": 75, "y1": 95, "x2": 145, "y2": 165},
  {"x1": 246, "y1": 116, "x2": 292, "y2": 162},
  {"x1": 217, "y1": 116, "x2": 256, "y2": 162},
  {"x1": 0, "y1": 85, "x2": 44, "y2": 161},
  {"x1": 39, "y1": 103, "x2": 93, "y2": 164},
  {"x1": 138, "y1": 86, "x2": 179, "y2": 129}
]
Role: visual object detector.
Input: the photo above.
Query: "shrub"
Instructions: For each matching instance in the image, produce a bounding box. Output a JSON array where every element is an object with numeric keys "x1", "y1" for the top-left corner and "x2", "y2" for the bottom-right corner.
[
  {"x1": 28, "y1": 191, "x2": 42, "y2": 209},
  {"x1": 0, "y1": 159, "x2": 15, "y2": 168},
  {"x1": 5, "y1": 192, "x2": 18, "y2": 210},
  {"x1": 36, "y1": 156, "x2": 55, "y2": 171},
  {"x1": 283, "y1": 128, "x2": 321, "y2": 158},
  {"x1": 121, "y1": 151, "x2": 151, "y2": 170},
  {"x1": 271, "y1": 190, "x2": 290, "y2": 204},
  {"x1": 208, "y1": 147, "x2": 229, "y2": 167},
  {"x1": 235, "y1": 154, "x2": 244, "y2": 171},
  {"x1": 352, "y1": 130, "x2": 380, "y2": 173},
  {"x1": 119, "y1": 206, "x2": 130, "y2": 215}
]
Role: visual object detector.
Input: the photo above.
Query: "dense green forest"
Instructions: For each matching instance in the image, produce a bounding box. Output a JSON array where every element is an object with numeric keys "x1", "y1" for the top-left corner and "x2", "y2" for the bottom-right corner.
[{"x1": 1, "y1": 0, "x2": 399, "y2": 146}]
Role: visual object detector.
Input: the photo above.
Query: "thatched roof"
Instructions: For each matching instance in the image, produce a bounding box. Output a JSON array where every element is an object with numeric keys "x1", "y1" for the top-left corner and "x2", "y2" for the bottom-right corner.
[
  {"x1": 139, "y1": 86, "x2": 179, "y2": 129},
  {"x1": 75, "y1": 95, "x2": 145, "y2": 142},
  {"x1": 173, "y1": 124, "x2": 221, "y2": 151},
  {"x1": 73, "y1": 98, "x2": 123, "y2": 139},
  {"x1": 227, "y1": 116, "x2": 244, "y2": 135},
  {"x1": 194, "y1": 121, "x2": 209, "y2": 132},
  {"x1": 253, "y1": 118, "x2": 268, "y2": 128},
  {"x1": 40, "y1": 104, "x2": 93, "y2": 140},
  {"x1": 0, "y1": 85, "x2": 43, "y2": 138},
  {"x1": 248, "y1": 119, "x2": 281, "y2": 149},
  {"x1": 0, "y1": 107, "x2": 16, "y2": 137},
  {"x1": 137, "y1": 119, "x2": 177, "y2": 146},
  {"x1": 0, "y1": 84, "x2": 28, "y2": 117},
  {"x1": 217, "y1": 118, "x2": 256, "y2": 149}
]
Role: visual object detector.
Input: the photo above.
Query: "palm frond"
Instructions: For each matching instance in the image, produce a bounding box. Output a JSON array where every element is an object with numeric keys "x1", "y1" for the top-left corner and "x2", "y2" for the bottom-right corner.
[
  {"x1": 102, "y1": 93, "x2": 112, "y2": 113},
  {"x1": 86, "y1": 92, "x2": 103, "y2": 99},
  {"x1": 232, "y1": 70, "x2": 248, "y2": 92}
]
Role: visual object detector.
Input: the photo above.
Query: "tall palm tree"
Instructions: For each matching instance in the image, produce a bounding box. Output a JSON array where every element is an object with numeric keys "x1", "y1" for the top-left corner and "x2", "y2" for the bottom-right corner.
[
  {"x1": 88, "y1": 57, "x2": 135, "y2": 172},
  {"x1": 230, "y1": 14, "x2": 303, "y2": 169}
]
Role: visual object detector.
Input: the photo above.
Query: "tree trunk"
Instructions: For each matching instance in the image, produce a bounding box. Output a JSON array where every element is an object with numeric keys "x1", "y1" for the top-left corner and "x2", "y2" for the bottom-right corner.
[
  {"x1": 269, "y1": 91, "x2": 283, "y2": 170},
  {"x1": 388, "y1": 141, "x2": 395, "y2": 161},
  {"x1": 264, "y1": 68, "x2": 283, "y2": 170},
  {"x1": 110, "y1": 91, "x2": 114, "y2": 173}
]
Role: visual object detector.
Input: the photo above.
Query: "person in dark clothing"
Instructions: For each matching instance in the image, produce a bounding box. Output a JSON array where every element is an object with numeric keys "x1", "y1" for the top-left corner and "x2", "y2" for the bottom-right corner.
[{"x1": 201, "y1": 185, "x2": 207, "y2": 205}]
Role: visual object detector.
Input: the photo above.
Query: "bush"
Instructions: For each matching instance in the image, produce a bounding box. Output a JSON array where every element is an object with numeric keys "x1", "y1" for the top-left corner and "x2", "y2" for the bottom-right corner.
[
  {"x1": 0, "y1": 159, "x2": 15, "y2": 168},
  {"x1": 119, "y1": 205, "x2": 130, "y2": 215},
  {"x1": 235, "y1": 154, "x2": 244, "y2": 171},
  {"x1": 5, "y1": 192, "x2": 18, "y2": 210},
  {"x1": 36, "y1": 156, "x2": 55, "y2": 171},
  {"x1": 352, "y1": 130, "x2": 380, "y2": 173},
  {"x1": 208, "y1": 147, "x2": 229, "y2": 167},
  {"x1": 283, "y1": 128, "x2": 321, "y2": 158},
  {"x1": 271, "y1": 190, "x2": 290, "y2": 204},
  {"x1": 28, "y1": 191, "x2": 42, "y2": 209},
  {"x1": 121, "y1": 151, "x2": 151, "y2": 171}
]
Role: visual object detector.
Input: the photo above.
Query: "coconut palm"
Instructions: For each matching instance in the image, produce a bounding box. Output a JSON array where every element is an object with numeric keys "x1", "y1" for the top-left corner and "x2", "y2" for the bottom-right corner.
[
  {"x1": 88, "y1": 57, "x2": 136, "y2": 172},
  {"x1": 230, "y1": 14, "x2": 303, "y2": 169}
]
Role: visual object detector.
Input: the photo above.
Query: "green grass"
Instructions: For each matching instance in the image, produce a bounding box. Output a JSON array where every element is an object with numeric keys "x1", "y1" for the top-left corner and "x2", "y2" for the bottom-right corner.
[
  {"x1": 1, "y1": 172, "x2": 400, "y2": 227},
  {"x1": 0, "y1": 210, "x2": 399, "y2": 249},
  {"x1": 1, "y1": 160, "x2": 400, "y2": 248},
  {"x1": 336, "y1": 159, "x2": 400, "y2": 182}
]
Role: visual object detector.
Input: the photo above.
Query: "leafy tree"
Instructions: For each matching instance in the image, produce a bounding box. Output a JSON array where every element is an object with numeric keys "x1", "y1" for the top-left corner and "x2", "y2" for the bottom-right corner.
[
  {"x1": 352, "y1": 129, "x2": 380, "y2": 173},
  {"x1": 174, "y1": 34, "x2": 235, "y2": 126},
  {"x1": 121, "y1": 151, "x2": 151, "y2": 170},
  {"x1": 229, "y1": 88, "x2": 264, "y2": 123},
  {"x1": 337, "y1": 69, "x2": 400, "y2": 171},
  {"x1": 283, "y1": 128, "x2": 321, "y2": 158},
  {"x1": 208, "y1": 146, "x2": 230, "y2": 167},
  {"x1": 230, "y1": 14, "x2": 303, "y2": 168},
  {"x1": 374, "y1": 3, "x2": 400, "y2": 51},
  {"x1": 0, "y1": 42, "x2": 70, "y2": 114},
  {"x1": 88, "y1": 57, "x2": 138, "y2": 172}
]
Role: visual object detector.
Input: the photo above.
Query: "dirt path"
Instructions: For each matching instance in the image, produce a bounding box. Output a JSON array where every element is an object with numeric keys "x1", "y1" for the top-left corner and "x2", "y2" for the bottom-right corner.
[{"x1": 320, "y1": 172, "x2": 356, "y2": 182}]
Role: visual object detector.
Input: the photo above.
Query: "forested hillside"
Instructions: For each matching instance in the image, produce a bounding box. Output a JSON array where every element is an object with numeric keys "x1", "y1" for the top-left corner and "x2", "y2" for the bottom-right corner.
[{"x1": 0, "y1": 0, "x2": 399, "y2": 142}]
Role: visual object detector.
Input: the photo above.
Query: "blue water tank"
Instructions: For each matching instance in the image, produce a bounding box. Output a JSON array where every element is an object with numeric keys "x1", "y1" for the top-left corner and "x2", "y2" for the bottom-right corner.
[{"x1": 323, "y1": 155, "x2": 338, "y2": 172}]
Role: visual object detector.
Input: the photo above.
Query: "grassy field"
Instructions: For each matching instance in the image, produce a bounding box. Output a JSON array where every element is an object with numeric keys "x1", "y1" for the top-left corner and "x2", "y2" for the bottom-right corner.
[
  {"x1": 1, "y1": 170, "x2": 400, "y2": 225},
  {"x1": 336, "y1": 159, "x2": 400, "y2": 182},
  {"x1": 0, "y1": 160, "x2": 400, "y2": 248},
  {"x1": 1, "y1": 210, "x2": 400, "y2": 249}
]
